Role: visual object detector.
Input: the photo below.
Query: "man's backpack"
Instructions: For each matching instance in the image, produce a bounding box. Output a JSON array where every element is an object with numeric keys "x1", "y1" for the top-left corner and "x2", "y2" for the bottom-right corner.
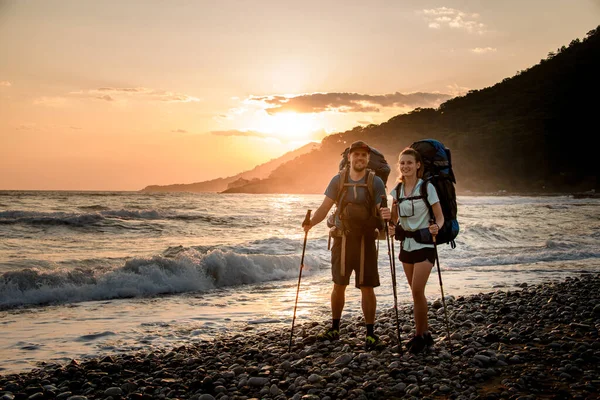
[
  {"x1": 328, "y1": 146, "x2": 391, "y2": 240},
  {"x1": 395, "y1": 139, "x2": 459, "y2": 248}
]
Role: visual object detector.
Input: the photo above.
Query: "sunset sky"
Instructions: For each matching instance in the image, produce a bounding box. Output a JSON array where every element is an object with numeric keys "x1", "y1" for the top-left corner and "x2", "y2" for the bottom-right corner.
[{"x1": 1, "y1": 0, "x2": 598, "y2": 190}]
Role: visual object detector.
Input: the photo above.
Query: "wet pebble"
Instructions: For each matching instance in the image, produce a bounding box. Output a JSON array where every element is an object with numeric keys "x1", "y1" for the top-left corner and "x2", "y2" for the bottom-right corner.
[{"x1": 0, "y1": 274, "x2": 599, "y2": 399}]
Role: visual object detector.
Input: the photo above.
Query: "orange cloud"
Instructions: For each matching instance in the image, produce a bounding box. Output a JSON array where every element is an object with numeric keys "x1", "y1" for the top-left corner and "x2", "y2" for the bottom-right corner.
[
  {"x1": 33, "y1": 96, "x2": 69, "y2": 107},
  {"x1": 16, "y1": 123, "x2": 37, "y2": 131},
  {"x1": 211, "y1": 128, "x2": 327, "y2": 143},
  {"x1": 445, "y1": 83, "x2": 470, "y2": 97},
  {"x1": 248, "y1": 92, "x2": 453, "y2": 114},
  {"x1": 471, "y1": 47, "x2": 497, "y2": 54},
  {"x1": 211, "y1": 130, "x2": 270, "y2": 138},
  {"x1": 96, "y1": 94, "x2": 114, "y2": 101},
  {"x1": 421, "y1": 7, "x2": 487, "y2": 35},
  {"x1": 71, "y1": 87, "x2": 201, "y2": 103}
]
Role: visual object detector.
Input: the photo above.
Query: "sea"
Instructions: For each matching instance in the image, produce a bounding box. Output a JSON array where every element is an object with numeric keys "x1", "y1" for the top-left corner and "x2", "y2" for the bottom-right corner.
[{"x1": 1, "y1": 191, "x2": 599, "y2": 374}]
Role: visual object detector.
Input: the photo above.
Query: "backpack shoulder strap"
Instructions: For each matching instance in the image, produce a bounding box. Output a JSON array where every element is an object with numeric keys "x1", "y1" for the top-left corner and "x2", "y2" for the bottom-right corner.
[
  {"x1": 336, "y1": 166, "x2": 349, "y2": 205},
  {"x1": 366, "y1": 169, "x2": 377, "y2": 215},
  {"x1": 393, "y1": 182, "x2": 402, "y2": 203},
  {"x1": 420, "y1": 179, "x2": 434, "y2": 220},
  {"x1": 366, "y1": 169, "x2": 375, "y2": 201},
  {"x1": 334, "y1": 166, "x2": 350, "y2": 222},
  {"x1": 396, "y1": 181, "x2": 426, "y2": 202}
]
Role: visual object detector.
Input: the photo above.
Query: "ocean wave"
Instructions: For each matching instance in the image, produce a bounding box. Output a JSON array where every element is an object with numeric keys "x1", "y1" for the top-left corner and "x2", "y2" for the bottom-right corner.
[
  {"x1": 100, "y1": 209, "x2": 163, "y2": 219},
  {"x1": 78, "y1": 205, "x2": 111, "y2": 211},
  {"x1": 76, "y1": 331, "x2": 116, "y2": 342},
  {"x1": 438, "y1": 241, "x2": 600, "y2": 269},
  {"x1": 227, "y1": 237, "x2": 312, "y2": 255},
  {"x1": 455, "y1": 222, "x2": 516, "y2": 243},
  {"x1": 0, "y1": 250, "x2": 323, "y2": 310},
  {"x1": 0, "y1": 209, "x2": 246, "y2": 228},
  {"x1": 544, "y1": 239, "x2": 580, "y2": 249},
  {"x1": 0, "y1": 211, "x2": 104, "y2": 227},
  {"x1": 545, "y1": 204, "x2": 570, "y2": 210},
  {"x1": 161, "y1": 237, "x2": 326, "y2": 258},
  {"x1": 457, "y1": 196, "x2": 573, "y2": 207}
]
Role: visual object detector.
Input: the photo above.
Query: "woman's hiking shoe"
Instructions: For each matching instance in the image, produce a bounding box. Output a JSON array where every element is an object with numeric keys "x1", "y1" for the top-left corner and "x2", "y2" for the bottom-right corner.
[
  {"x1": 365, "y1": 334, "x2": 384, "y2": 351},
  {"x1": 317, "y1": 328, "x2": 339, "y2": 341},
  {"x1": 406, "y1": 335, "x2": 426, "y2": 354}
]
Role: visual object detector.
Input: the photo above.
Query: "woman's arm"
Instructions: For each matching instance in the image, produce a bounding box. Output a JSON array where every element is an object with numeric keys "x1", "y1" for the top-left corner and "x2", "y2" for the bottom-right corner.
[{"x1": 428, "y1": 202, "x2": 445, "y2": 237}]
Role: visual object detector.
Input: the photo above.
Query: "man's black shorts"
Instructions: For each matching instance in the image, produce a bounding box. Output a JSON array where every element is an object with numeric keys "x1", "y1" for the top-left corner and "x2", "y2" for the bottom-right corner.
[{"x1": 331, "y1": 235, "x2": 380, "y2": 288}]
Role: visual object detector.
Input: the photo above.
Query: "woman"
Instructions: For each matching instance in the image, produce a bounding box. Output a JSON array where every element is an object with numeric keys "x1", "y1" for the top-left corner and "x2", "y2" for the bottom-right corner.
[{"x1": 389, "y1": 147, "x2": 444, "y2": 354}]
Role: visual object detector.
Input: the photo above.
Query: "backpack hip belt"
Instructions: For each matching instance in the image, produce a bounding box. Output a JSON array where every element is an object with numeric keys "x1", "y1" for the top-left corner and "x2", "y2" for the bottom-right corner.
[
  {"x1": 394, "y1": 225, "x2": 417, "y2": 240},
  {"x1": 395, "y1": 226, "x2": 435, "y2": 244}
]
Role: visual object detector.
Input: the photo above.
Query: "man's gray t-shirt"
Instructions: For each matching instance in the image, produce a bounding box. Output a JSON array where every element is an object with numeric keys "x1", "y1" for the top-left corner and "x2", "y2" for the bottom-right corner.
[{"x1": 325, "y1": 172, "x2": 386, "y2": 228}]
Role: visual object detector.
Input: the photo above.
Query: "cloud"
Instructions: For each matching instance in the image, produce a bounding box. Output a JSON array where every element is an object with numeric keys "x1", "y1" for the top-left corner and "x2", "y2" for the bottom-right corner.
[
  {"x1": 33, "y1": 96, "x2": 69, "y2": 107},
  {"x1": 97, "y1": 87, "x2": 144, "y2": 92},
  {"x1": 16, "y1": 123, "x2": 37, "y2": 131},
  {"x1": 471, "y1": 47, "x2": 497, "y2": 54},
  {"x1": 0, "y1": 81, "x2": 11, "y2": 87},
  {"x1": 214, "y1": 114, "x2": 230, "y2": 121},
  {"x1": 248, "y1": 91, "x2": 453, "y2": 115},
  {"x1": 421, "y1": 7, "x2": 487, "y2": 35},
  {"x1": 171, "y1": 129, "x2": 188, "y2": 133},
  {"x1": 71, "y1": 87, "x2": 201, "y2": 103},
  {"x1": 15, "y1": 123, "x2": 84, "y2": 131},
  {"x1": 211, "y1": 130, "x2": 271, "y2": 138},
  {"x1": 445, "y1": 83, "x2": 471, "y2": 97},
  {"x1": 157, "y1": 93, "x2": 199, "y2": 102},
  {"x1": 96, "y1": 95, "x2": 115, "y2": 101},
  {"x1": 210, "y1": 128, "x2": 328, "y2": 143}
]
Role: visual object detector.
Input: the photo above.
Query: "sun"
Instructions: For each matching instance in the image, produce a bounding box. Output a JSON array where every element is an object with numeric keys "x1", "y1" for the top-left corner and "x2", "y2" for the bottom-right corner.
[{"x1": 253, "y1": 112, "x2": 321, "y2": 141}]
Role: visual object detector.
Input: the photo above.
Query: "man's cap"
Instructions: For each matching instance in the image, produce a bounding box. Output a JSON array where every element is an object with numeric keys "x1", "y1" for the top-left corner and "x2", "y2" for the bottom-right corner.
[{"x1": 349, "y1": 140, "x2": 371, "y2": 154}]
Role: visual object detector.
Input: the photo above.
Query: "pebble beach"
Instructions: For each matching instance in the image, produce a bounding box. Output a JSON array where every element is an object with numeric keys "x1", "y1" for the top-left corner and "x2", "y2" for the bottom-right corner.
[{"x1": 1, "y1": 273, "x2": 599, "y2": 400}]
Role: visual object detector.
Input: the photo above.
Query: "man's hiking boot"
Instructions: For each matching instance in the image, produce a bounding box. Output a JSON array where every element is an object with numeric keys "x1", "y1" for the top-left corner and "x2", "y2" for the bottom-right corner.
[
  {"x1": 424, "y1": 332, "x2": 434, "y2": 348},
  {"x1": 365, "y1": 334, "x2": 384, "y2": 351},
  {"x1": 317, "y1": 328, "x2": 339, "y2": 341},
  {"x1": 406, "y1": 335, "x2": 426, "y2": 354}
]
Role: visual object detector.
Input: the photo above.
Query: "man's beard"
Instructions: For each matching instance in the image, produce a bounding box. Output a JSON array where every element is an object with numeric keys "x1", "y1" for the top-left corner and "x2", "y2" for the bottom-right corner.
[{"x1": 352, "y1": 162, "x2": 366, "y2": 172}]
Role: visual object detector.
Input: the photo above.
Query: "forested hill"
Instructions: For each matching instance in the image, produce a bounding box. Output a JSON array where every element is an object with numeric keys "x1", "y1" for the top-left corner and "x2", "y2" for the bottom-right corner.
[{"x1": 224, "y1": 26, "x2": 599, "y2": 195}]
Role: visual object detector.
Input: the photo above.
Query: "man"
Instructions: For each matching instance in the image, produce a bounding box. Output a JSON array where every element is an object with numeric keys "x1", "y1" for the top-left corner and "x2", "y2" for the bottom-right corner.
[{"x1": 303, "y1": 140, "x2": 391, "y2": 350}]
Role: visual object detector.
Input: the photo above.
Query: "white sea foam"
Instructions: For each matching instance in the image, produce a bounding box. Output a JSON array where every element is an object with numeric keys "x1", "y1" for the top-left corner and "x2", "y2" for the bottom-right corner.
[{"x1": 0, "y1": 250, "x2": 323, "y2": 309}]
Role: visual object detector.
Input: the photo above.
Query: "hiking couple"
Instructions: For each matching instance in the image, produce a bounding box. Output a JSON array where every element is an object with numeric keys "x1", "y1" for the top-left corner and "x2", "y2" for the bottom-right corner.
[{"x1": 302, "y1": 140, "x2": 444, "y2": 354}]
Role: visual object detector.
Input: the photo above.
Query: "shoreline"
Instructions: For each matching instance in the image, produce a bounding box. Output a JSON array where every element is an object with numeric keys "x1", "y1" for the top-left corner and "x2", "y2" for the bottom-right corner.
[
  {"x1": 1, "y1": 273, "x2": 599, "y2": 399},
  {"x1": 1, "y1": 190, "x2": 597, "y2": 198}
]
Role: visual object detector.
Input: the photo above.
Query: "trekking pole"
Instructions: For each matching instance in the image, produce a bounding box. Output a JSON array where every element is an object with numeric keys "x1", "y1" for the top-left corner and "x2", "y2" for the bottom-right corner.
[
  {"x1": 389, "y1": 204, "x2": 399, "y2": 345},
  {"x1": 288, "y1": 209, "x2": 312, "y2": 352},
  {"x1": 381, "y1": 196, "x2": 403, "y2": 354},
  {"x1": 430, "y1": 220, "x2": 452, "y2": 351}
]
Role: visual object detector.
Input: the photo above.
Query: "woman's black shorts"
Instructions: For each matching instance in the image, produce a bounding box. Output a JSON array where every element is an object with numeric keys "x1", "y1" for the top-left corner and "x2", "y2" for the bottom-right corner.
[{"x1": 399, "y1": 247, "x2": 435, "y2": 264}]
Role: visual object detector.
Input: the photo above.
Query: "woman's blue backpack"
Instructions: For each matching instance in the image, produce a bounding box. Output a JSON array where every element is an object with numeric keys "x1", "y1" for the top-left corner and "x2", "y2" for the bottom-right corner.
[{"x1": 394, "y1": 139, "x2": 459, "y2": 248}]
